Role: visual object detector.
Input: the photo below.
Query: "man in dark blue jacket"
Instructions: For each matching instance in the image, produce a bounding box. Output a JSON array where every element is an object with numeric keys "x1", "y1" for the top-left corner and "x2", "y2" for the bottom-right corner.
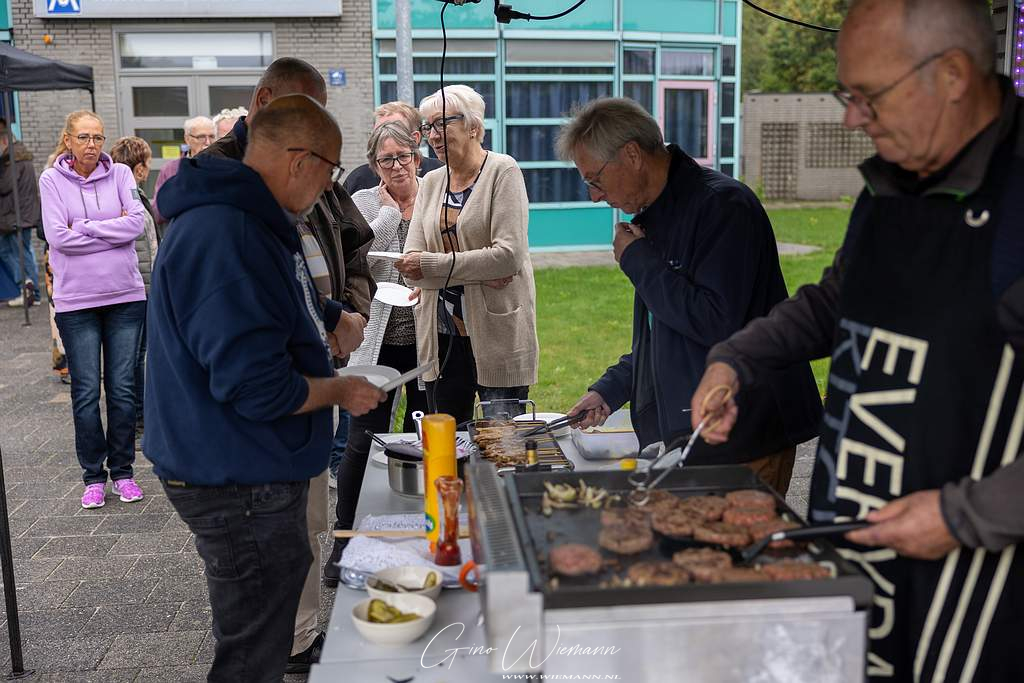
[
  {"x1": 559, "y1": 98, "x2": 822, "y2": 493},
  {"x1": 144, "y1": 95, "x2": 385, "y2": 683}
]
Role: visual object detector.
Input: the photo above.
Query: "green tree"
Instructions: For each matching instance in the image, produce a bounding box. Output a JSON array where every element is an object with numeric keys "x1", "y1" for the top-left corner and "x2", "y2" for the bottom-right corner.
[{"x1": 743, "y1": 0, "x2": 847, "y2": 93}]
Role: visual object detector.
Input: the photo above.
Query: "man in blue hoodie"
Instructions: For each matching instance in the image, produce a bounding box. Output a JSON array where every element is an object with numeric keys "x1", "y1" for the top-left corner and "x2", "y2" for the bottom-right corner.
[{"x1": 144, "y1": 95, "x2": 385, "y2": 683}]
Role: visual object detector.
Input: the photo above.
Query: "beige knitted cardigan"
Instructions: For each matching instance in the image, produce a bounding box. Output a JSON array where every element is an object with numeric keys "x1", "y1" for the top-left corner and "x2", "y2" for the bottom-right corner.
[{"x1": 404, "y1": 152, "x2": 539, "y2": 387}]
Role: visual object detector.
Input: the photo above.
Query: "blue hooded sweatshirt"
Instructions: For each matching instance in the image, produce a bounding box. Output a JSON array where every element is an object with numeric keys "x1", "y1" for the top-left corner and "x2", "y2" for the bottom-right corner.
[{"x1": 142, "y1": 154, "x2": 334, "y2": 485}]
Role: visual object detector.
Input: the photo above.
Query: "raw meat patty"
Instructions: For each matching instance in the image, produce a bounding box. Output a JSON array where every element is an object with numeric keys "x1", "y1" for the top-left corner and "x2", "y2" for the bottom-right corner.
[
  {"x1": 651, "y1": 507, "x2": 702, "y2": 539},
  {"x1": 723, "y1": 506, "x2": 777, "y2": 527},
  {"x1": 672, "y1": 548, "x2": 733, "y2": 582},
  {"x1": 759, "y1": 561, "x2": 831, "y2": 581},
  {"x1": 600, "y1": 507, "x2": 651, "y2": 529},
  {"x1": 549, "y1": 544, "x2": 603, "y2": 577},
  {"x1": 725, "y1": 489, "x2": 776, "y2": 511},
  {"x1": 680, "y1": 495, "x2": 728, "y2": 522}
]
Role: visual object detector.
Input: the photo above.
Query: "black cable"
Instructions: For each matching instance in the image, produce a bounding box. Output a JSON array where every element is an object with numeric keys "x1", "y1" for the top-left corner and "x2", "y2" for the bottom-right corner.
[
  {"x1": 740, "y1": 0, "x2": 839, "y2": 33},
  {"x1": 493, "y1": 0, "x2": 590, "y2": 23},
  {"x1": 523, "y1": 0, "x2": 588, "y2": 21}
]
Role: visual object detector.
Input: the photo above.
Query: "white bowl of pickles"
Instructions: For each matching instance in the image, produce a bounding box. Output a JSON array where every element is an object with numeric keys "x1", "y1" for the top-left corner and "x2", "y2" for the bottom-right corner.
[
  {"x1": 367, "y1": 566, "x2": 443, "y2": 602},
  {"x1": 351, "y1": 594, "x2": 437, "y2": 646}
]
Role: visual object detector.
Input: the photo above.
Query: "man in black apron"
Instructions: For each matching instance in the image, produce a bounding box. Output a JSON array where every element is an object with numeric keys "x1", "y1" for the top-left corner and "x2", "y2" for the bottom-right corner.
[{"x1": 692, "y1": 1, "x2": 1024, "y2": 680}]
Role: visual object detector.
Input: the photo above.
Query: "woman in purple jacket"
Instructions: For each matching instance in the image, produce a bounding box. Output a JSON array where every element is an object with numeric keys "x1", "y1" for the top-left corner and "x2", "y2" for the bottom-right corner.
[{"x1": 39, "y1": 111, "x2": 148, "y2": 509}]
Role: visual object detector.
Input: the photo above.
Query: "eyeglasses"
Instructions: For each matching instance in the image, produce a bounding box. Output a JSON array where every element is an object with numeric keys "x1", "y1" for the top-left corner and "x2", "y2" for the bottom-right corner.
[
  {"x1": 286, "y1": 147, "x2": 345, "y2": 183},
  {"x1": 73, "y1": 134, "x2": 106, "y2": 146},
  {"x1": 833, "y1": 51, "x2": 947, "y2": 121},
  {"x1": 375, "y1": 152, "x2": 416, "y2": 169},
  {"x1": 582, "y1": 147, "x2": 623, "y2": 193},
  {"x1": 187, "y1": 133, "x2": 216, "y2": 143},
  {"x1": 419, "y1": 114, "x2": 465, "y2": 136}
]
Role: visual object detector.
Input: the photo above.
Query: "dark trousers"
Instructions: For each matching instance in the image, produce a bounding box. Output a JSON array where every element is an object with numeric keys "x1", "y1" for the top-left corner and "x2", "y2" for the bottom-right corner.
[
  {"x1": 56, "y1": 301, "x2": 145, "y2": 485},
  {"x1": 425, "y1": 334, "x2": 529, "y2": 424},
  {"x1": 134, "y1": 305, "x2": 147, "y2": 429},
  {"x1": 334, "y1": 343, "x2": 428, "y2": 533},
  {"x1": 0, "y1": 228, "x2": 41, "y2": 297},
  {"x1": 163, "y1": 480, "x2": 311, "y2": 683}
]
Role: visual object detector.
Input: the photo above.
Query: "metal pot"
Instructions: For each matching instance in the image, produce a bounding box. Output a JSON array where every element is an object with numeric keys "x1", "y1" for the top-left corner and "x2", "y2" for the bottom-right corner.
[{"x1": 383, "y1": 441, "x2": 468, "y2": 497}]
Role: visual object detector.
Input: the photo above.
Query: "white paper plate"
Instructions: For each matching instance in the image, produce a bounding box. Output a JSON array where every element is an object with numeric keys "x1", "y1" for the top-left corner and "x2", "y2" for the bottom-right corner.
[
  {"x1": 336, "y1": 365, "x2": 401, "y2": 388},
  {"x1": 374, "y1": 282, "x2": 418, "y2": 307},
  {"x1": 367, "y1": 251, "x2": 403, "y2": 261}
]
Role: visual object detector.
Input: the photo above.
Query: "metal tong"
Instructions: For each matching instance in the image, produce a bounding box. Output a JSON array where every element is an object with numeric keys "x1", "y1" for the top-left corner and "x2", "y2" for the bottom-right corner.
[
  {"x1": 628, "y1": 384, "x2": 733, "y2": 507},
  {"x1": 520, "y1": 412, "x2": 587, "y2": 439}
]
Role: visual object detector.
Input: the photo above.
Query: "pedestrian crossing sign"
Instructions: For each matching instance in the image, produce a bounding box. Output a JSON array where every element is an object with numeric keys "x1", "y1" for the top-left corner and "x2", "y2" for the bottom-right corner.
[{"x1": 47, "y1": 0, "x2": 82, "y2": 14}]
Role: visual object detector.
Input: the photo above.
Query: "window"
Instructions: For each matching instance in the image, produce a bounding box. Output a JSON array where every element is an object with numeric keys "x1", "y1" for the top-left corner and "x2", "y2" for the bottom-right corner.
[
  {"x1": 720, "y1": 124, "x2": 734, "y2": 158},
  {"x1": 119, "y1": 32, "x2": 272, "y2": 70},
  {"x1": 506, "y1": 81, "x2": 612, "y2": 119},
  {"x1": 721, "y1": 82, "x2": 735, "y2": 118},
  {"x1": 623, "y1": 81, "x2": 654, "y2": 113},
  {"x1": 378, "y1": 56, "x2": 495, "y2": 75},
  {"x1": 522, "y1": 169, "x2": 591, "y2": 203},
  {"x1": 661, "y1": 50, "x2": 714, "y2": 77},
  {"x1": 379, "y1": 81, "x2": 496, "y2": 115},
  {"x1": 721, "y1": 162, "x2": 734, "y2": 177},
  {"x1": 663, "y1": 89, "x2": 708, "y2": 158},
  {"x1": 506, "y1": 125, "x2": 563, "y2": 162},
  {"x1": 132, "y1": 87, "x2": 189, "y2": 117},
  {"x1": 623, "y1": 48, "x2": 655, "y2": 75},
  {"x1": 722, "y1": 45, "x2": 736, "y2": 77}
]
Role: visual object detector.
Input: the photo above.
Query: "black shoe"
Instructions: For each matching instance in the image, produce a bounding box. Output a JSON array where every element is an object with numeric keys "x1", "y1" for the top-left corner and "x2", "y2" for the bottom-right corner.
[
  {"x1": 322, "y1": 537, "x2": 348, "y2": 587},
  {"x1": 285, "y1": 631, "x2": 325, "y2": 674}
]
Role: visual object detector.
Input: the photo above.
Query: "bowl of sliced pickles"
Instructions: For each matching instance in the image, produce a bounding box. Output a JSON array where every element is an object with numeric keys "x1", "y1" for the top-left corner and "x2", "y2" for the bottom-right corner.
[
  {"x1": 366, "y1": 566, "x2": 443, "y2": 602},
  {"x1": 351, "y1": 594, "x2": 437, "y2": 646}
]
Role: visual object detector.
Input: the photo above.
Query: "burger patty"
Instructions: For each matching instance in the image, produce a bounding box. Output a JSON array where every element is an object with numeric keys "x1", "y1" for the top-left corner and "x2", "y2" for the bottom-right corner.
[
  {"x1": 642, "y1": 490, "x2": 688, "y2": 513},
  {"x1": 672, "y1": 548, "x2": 733, "y2": 582},
  {"x1": 679, "y1": 495, "x2": 728, "y2": 522},
  {"x1": 693, "y1": 521, "x2": 752, "y2": 547},
  {"x1": 600, "y1": 507, "x2": 651, "y2": 529},
  {"x1": 725, "y1": 489, "x2": 776, "y2": 511},
  {"x1": 549, "y1": 544, "x2": 603, "y2": 577},
  {"x1": 598, "y1": 523, "x2": 655, "y2": 555},
  {"x1": 650, "y1": 507, "x2": 702, "y2": 539},
  {"x1": 722, "y1": 506, "x2": 777, "y2": 527},
  {"x1": 748, "y1": 518, "x2": 801, "y2": 549},
  {"x1": 704, "y1": 567, "x2": 766, "y2": 584},
  {"x1": 759, "y1": 561, "x2": 831, "y2": 582},
  {"x1": 626, "y1": 561, "x2": 690, "y2": 587}
]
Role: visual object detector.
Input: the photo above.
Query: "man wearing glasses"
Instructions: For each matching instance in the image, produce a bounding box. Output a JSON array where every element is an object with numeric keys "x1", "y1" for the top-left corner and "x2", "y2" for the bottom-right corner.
[
  {"x1": 152, "y1": 115, "x2": 215, "y2": 226},
  {"x1": 558, "y1": 97, "x2": 822, "y2": 495},
  {"x1": 693, "y1": 1, "x2": 1024, "y2": 679},
  {"x1": 202, "y1": 57, "x2": 376, "y2": 674}
]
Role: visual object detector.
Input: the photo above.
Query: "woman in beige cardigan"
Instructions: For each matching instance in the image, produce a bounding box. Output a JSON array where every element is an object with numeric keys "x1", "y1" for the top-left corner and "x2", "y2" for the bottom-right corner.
[{"x1": 396, "y1": 85, "x2": 538, "y2": 423}]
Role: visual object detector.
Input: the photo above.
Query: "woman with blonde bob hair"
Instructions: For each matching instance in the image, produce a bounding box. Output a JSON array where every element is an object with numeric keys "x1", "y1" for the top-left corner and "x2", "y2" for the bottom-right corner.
[
  {"x1": 395, "y1": 84, "x2": 538, "y2": 423},
  {"x1": 39, "y1": 110, "x2": 148, "y2": 509}
]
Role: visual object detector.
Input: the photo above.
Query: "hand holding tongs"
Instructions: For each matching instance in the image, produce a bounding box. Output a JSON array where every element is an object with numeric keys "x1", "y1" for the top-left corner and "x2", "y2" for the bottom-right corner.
[{"x1": 628, "y1": 384, "x2": 733, "y2": 506}]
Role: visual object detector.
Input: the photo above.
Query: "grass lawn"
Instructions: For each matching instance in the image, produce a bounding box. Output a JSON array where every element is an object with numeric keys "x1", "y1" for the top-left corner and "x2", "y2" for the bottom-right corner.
[{"x1": 530, "y1": 206, "x2": 851, "y2": 411}]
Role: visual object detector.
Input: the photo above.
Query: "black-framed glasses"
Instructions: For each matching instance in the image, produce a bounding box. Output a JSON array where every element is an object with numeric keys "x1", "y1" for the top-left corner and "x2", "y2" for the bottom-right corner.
[
  {"x1": 375, "y1": 152, "x2": 416, "y2": 169},
  {"x1": 74, "y1": 134, "x2": 106, "y2": 146},
  {"x1": 419, "y1": 114, "x2": 465, "y2": 136},
  {"x1": 833, "y1": 51, "x2": 947, "y2": 121},
  {"x1": 582, "y1": 146, "x2": 625, "y2": 193},
  {"x1": 286, "y1": 147, "x2": 345, "y2": 183}
]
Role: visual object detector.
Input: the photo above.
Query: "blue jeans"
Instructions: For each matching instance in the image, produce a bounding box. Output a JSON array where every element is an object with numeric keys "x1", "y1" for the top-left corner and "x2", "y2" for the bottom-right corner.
[
  {"x1": 328, "y1": 409, "x2": 350, "y2": 477},
  {"x1": 163, "y1": 480, "x2": 311, "y2": 683},
  {"x1": 56, "y1": 301, "x2": 146, "y2": 485},
  {"x1": 134, "y1": 308, "x2": 147, "y2": 429},
  {"x1": 0, "y1": 229, "x2": 40, "y2": 299}
]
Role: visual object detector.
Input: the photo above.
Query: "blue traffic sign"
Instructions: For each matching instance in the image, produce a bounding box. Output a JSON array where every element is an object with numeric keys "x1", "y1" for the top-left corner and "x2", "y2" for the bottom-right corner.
[
  {"x1": 329, "y1": 69, "x2": 346, "y2": 87},
  {"x1": 47, "y1": 0, "x2": 82, "y2": 14}
]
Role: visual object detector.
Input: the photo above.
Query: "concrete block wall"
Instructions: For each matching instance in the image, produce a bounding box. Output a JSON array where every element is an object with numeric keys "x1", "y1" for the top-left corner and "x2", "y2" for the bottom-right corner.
[
  {"x1": 742, "y1": 92, "x2": 869, "y2": 201},
  {"x1": 9, "y1": 0, "x2": 375, "y2": 173}
]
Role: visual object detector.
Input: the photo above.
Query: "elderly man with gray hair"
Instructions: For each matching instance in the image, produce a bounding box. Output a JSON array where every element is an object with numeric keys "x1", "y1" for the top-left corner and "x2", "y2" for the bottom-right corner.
[
  {"x1": 693, "y1": 1, "x2": 1024, "y2": 679},
  {"x1": 152, "y1": 115, "x2": 215, "y2": 225},
  {"x1": 560, "y1": 98, "x2": 822, "y2": 494}
]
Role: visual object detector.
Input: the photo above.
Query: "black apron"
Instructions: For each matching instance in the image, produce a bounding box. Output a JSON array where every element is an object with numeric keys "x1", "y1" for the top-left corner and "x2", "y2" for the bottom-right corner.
[{"x1": 809, "y1": 153, "x2": 1024, "y2": 681}]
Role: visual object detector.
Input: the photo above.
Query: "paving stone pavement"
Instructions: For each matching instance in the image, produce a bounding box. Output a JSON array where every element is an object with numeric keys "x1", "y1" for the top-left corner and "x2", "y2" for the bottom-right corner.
[
  {"x1": 0, "y1": 290, "x2": 817, "y2": 681},
  {"x1": 0, "y1": 306, "x2": 335, "y2": 681}
]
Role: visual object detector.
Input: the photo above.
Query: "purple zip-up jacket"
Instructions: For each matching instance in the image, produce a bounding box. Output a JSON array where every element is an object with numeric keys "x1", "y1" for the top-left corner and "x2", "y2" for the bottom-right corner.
[{"x1": 38, "y1": 153, "x2": 147, "y2": 312}]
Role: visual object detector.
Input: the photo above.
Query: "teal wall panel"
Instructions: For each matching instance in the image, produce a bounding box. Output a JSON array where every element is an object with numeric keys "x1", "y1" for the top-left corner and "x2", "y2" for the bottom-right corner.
[
  {"x1": 0, "y1": 1, "x2": 9, "y2": 30},
  {"x1": 377, "y1": 0, "x2": 495, "y2": 30},
  {"x1": 723, "y1": 1, "x2": 737, "y2": 37},
  {"x1": 623, "y1": 0, "x2": 717, "y2": 34},
  {"x1": 529, "y1": 207, "x2": 614, "y2": 248},
  {"x1": 508, "y1": 0, "x2": 615, "y2": 31}
]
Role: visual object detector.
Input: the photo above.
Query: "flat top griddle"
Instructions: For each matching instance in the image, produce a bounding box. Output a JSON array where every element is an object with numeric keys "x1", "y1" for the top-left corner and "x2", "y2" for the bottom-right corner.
[{"x1": 504, "y1": 466, "x2": 873, "y2": 610}]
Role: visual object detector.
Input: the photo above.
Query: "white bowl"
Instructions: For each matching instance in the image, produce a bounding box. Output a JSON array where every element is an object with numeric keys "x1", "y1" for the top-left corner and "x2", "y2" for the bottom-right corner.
[
  {"x1": 514, "y1": 411, "x2": 569, "y2": 437},
  {"x1": 351, "y1": 594, "x2": 437, "y2": 646},
  {"x1": 367, "y1": 566, "x2": 444, "y2": 602}
]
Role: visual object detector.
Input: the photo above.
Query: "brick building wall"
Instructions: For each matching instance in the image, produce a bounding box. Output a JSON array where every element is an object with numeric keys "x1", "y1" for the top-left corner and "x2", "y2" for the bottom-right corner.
[
  {"x1": 8, "y1": 0, "x2": 375, "y2": 173},
  {"x1": 741, "y1": 92, "x2": 871, "y2": 201}
]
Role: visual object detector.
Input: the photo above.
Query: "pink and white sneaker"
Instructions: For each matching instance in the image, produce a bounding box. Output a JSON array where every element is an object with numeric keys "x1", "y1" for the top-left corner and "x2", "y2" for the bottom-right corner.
[
  {"x1": 81, "y1": 483, "x2": 106, "y2": 509},
  {"x1": 112, "y1": 478, "x2": 144, "y2": 503}
]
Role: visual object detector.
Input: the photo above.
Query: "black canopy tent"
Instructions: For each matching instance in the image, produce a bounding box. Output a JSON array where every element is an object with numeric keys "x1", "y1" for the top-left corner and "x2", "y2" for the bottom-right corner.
[{"x1": 0, "y1": 42, "x2": 94, "y2": 680}]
